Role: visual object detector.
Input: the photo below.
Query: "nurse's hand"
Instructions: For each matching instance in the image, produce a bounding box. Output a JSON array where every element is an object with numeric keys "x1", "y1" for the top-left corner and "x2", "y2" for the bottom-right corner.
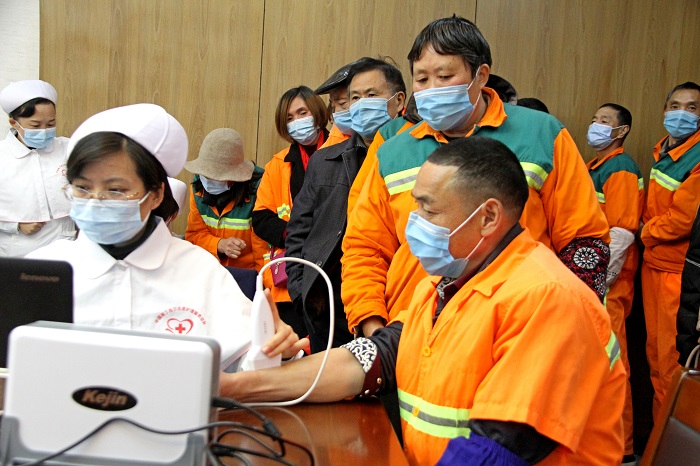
[
  {"x1": 261, "y1": 289, "x2": 309, "y2": 360},
  {"x1": 19, "y1": 222, "x2": 45, "y2": 235},
  {"x1": 217, "y1": 237, "x2": 246, "y2": 259}
]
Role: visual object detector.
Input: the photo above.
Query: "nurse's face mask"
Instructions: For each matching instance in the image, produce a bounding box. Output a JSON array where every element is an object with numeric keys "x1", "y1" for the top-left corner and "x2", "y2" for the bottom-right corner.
[{"x1": 65, "y1": 184, "x2": 152, "y2": 245}]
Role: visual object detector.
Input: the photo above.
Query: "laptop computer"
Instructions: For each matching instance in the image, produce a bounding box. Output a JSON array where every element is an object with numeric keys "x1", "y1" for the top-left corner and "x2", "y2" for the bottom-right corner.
[
  {"x1": 0, "y1": 257, "x2": 74, "y2": 368},
  {"x1": 0, "y1": 321, "x2": 221, "y2": 465}
]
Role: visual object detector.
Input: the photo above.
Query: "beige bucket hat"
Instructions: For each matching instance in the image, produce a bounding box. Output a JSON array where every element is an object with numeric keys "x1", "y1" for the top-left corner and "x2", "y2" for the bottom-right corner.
[{"x1": 184, "y1": 128, "x2": 254, "y2": 181}]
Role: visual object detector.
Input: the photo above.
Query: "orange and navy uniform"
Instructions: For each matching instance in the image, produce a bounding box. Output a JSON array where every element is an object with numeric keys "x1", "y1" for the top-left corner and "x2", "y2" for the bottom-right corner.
[
  {"x1": 641, "y1": 128, "x2": 700, "y2": 419},
  {"x1": 394, "y1": 229, "x2": 625, "y2": 465},
  {"x1": 185, "y1": 170, "x2": 267, "y2": 271},
  {"x1": 341, "y1": 88, "x2": 609, "y2": 333}
]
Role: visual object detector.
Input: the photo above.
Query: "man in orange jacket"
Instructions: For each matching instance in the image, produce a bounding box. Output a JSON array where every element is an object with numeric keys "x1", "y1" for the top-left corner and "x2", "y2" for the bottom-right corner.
[
  {"x1": 221, "y1": 137, "x2": 625, "y2": 466},
  {"x1": 640, "y1": 81, "x2": 700, "y2": 422},
  {"x1": 584, "y1": 103, "x2": 643, "y2": 464},
  {"x1": 341, "y1": 16, "x2": 610, "y2": 338}
]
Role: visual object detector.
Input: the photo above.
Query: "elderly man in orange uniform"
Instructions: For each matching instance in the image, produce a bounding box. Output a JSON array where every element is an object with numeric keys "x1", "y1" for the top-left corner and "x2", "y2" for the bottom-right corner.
[
  {"x1": 640, "y1": 81, "x2": 700, "y2": 422},
  {"x1": 220, "y1": 137, "x2": 625, "y2": 466}
]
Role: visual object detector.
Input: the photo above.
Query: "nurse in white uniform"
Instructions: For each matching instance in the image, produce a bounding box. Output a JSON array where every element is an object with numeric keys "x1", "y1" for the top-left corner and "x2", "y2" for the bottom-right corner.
[
  {"x1": 28, "y1": 103, "x2": 306, "y2": 366},
  {"x1": 0, "y1": 80, "x2": 76, "y2": 256}
]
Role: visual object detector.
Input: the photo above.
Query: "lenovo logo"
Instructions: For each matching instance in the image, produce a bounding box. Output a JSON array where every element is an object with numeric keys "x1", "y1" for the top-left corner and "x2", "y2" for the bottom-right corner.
[{"x1": 72, "y1": 387, "x2": 137, "y2": 411}]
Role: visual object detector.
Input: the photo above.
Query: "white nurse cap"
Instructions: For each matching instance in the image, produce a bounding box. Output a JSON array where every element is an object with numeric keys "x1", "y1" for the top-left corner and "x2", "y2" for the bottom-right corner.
[
  {"x1": 0, "y1": 80, "x2": 58, "y2": 114},
  {"x1": 167, "y1": 177, "x2": 188, "y2": 215},
  {"x1": 67, "y1": 103, "x2": 188, "y2": 177}
]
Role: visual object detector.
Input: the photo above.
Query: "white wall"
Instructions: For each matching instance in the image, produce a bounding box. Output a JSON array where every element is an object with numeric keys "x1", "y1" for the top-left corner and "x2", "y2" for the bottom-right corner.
[{"x1": 0, "y1": 0, "x2": 40, "y2": 134}]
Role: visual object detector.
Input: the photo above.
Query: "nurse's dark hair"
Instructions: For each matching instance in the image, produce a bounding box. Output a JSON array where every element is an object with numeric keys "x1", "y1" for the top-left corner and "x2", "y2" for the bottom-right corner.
[
  {"x1": 67, "y1": 132, "x2": 178, "y2": 221},
  {"x1": 408, "y1": 15, "x2": 492, "y2": 76},
  {"x1": 9, "y1": 98, "x2": 55, "y2": 120},
  {"x1": 427, "y1": 136, "x2": 528, "y2": 218},
  {"x1": 274, "y1": 86, "x2": 329, "y2": 144}
]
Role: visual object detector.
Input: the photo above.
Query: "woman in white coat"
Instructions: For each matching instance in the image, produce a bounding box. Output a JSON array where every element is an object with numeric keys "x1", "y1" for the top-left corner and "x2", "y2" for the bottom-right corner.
[
  {"x1": 28, "y1": 103, "x2": 306, "y2": 367},
  {"x1": 0, "y1": 80, "x2": 76, "y2": 256}
]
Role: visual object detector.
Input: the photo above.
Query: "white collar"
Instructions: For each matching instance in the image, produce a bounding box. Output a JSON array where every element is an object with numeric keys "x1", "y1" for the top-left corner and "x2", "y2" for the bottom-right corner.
[
  {"x1": 3, "y1": 129, "x2": 55, "y2": 158},
  {"x1": 72, "y1": 218, "x2": 171, "y2": 279}
]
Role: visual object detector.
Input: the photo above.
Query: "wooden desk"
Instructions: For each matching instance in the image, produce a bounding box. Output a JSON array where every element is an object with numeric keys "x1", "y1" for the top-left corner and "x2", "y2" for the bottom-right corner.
[{"x1": 216, "y1": 399, "x2": 408, "y2": 465}]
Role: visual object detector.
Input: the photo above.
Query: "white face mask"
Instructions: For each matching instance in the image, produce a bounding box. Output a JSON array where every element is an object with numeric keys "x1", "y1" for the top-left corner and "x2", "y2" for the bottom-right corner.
[
  {"x1": 70, "y1": 194, "x2": 150, "y2": 245},
  {"x1": 287, "y1": 116, "x2": 319, "y2": 145},
  {"x1": 200, "y1": 175, "x2": 230, "y2": 195}
]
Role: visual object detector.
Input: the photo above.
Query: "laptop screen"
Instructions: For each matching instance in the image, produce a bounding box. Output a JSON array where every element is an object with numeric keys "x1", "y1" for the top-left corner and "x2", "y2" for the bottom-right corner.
[{"x1": 0, "y1": 257, "x2": 73, "y2": 368}]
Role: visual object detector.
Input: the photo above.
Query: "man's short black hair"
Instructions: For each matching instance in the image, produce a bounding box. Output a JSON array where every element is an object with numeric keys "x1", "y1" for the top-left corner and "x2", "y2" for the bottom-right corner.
[
  {"x1": 427, "y1": 136, "x2": 528, "y2": 218},
  {"x1": 486, "y1": 74, "x2": 517, "y2": 103},
  {"x1": 599, "y1": 103, "x2": 632, "y2": 142},
  {"x1": 347, "y1": 56, "x2": 406, "y2": 95},
  {"x1": 408, "y1": 16, "x2": 492, "y2": 76},
  {"x1": 516, "y1": 98, "x2": 549, "y2": 114},
  {"x1": 665, "y1": 81, "x2": 700, "y2": 106}
]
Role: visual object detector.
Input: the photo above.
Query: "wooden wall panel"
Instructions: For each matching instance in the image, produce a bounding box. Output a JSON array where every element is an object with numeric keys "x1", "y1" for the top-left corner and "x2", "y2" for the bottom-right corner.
[
  {"x1": 256, "y1": 0, "x2": 476, "y2": 165},
  {"x1": 40, "y1": 0, "x2": 699, "y2": 234},
  {"x1": 41, "y1": 0, "x2": 265, "y2": 233},
  {"x1": 476, "y1": 0, "x2": 700, "y2": 179}
]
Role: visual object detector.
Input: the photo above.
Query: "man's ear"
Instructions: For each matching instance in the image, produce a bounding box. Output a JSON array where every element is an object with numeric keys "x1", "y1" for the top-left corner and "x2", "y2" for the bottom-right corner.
[
  {"x1": 616, "y1": 125, "x2": 630, "y2": 140},
  {"x1": 480, "y1": 198, "x2": 502, "y2": 236},
  {"x1": 476, "y1": 64, "x2": 491, "y2": 90}
]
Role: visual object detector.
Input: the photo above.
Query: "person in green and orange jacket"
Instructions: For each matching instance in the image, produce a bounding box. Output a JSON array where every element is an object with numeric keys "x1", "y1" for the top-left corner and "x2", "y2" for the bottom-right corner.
[
  {"x1": 341, "y1": 17, "x2": 610, "y2": 339},
  {"x1": 184, "y1": 128, "x2": 267, "y2": 271},
  {"x1": 252, "y1": 86, "x2": 329, "y2": 337},
  {"x1": 584, "y1": 103, "x2": 643, "y2": 465},
  {"x1": 640, "y1": 81, "x2": 700, "y2": 423}
]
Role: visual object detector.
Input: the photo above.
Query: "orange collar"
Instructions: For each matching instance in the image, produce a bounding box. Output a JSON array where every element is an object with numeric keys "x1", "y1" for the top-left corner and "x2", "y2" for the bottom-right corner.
[
  {"x1": 408, "y1": 87, "x2": 507, "y2": 143},
  {"x1": 653, "y1": 129, "x2": 700, "y2": 162},
  {"x1": 586, "y1": 146, "x2": 625, "y2": 170}
]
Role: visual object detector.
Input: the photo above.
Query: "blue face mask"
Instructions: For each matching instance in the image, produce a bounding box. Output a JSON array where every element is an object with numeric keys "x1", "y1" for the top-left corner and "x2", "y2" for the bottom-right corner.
[
  {"x1": 332, "y1": 109, "x2": 354, "y2": 135},
  {"x1": 287, "y1": 115, "x2": 319, "y2": 145},
  {"x1": 664, "y1": 110, "x2": 699, "y2": 140},
  {"x1": 200, "y1": 175, "x2": 230, "y2": 195},
  {"x1": 70, "y1": 194, "x2": 150, "y2": 245},
  {"x1": 16, "y1": 123, "x2": 56, "y2": 149},
  {"x1": 414, "y1": 68, "x2": 481, "y2": 132},
  {"x1": 587, "y1": 122, "x2": 622, "y2": 151},
  {"x1": 349, "y1": 94, "x2": 397, "y2": 140},
  {"x1": 405, "y1": 204, "x2": 484, "y2": 278}
]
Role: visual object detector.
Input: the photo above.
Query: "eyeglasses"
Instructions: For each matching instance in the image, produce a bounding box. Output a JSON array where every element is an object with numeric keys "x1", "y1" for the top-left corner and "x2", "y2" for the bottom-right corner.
[{"x1": 63, "y1": 184, "x2": 146, "y2": 202}]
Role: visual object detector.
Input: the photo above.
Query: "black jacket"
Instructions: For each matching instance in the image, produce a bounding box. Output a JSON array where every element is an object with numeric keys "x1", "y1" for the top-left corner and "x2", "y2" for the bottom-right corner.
[
  {"x1": 677, "y1": 206, "x2": 700, "y2": 364},
  {"x1": 285, "y1": 133, "x2": 367, "y2": 318}
]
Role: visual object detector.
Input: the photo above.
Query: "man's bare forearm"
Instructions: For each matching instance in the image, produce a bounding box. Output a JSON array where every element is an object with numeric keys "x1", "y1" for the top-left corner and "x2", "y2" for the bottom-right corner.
[{"x1": 219, "y1": 348, "x2": 365, "y2": 403}]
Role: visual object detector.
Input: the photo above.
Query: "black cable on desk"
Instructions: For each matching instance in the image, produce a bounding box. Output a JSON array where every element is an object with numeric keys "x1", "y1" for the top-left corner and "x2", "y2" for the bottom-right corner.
[{"x1": 12, "y1": 397, "x2": 313, "y2": 466}]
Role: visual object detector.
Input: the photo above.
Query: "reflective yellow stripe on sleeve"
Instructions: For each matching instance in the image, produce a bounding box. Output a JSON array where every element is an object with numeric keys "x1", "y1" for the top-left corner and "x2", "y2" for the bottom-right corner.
[
  {"x1": 276, "y1": 203, "x2": 291, "y2": 219},
  {"x1": 606, "y1": 331, "x2": 621, "y2": 370},
  {"x1": 520, "y1": 162, "x2": 548, "y2": 191},
  {"x1": 650, "y1": 168, "x2": 681, "y2": 192},
  {"x1": 397, "y1": 388, "x2": 471, "y2": 439},
  {"x1": 385, "y1": 167, "x2": 421, "y2": 196}
]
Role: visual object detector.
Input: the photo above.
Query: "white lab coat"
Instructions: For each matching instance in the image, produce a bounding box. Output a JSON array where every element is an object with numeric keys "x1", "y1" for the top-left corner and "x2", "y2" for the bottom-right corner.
[
  {"x1": 27, "y1": 218, "x2": 253, "y2": 364},
  {"x1": 0, "y1": 131, "x2": 76, "y2": 256}
]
